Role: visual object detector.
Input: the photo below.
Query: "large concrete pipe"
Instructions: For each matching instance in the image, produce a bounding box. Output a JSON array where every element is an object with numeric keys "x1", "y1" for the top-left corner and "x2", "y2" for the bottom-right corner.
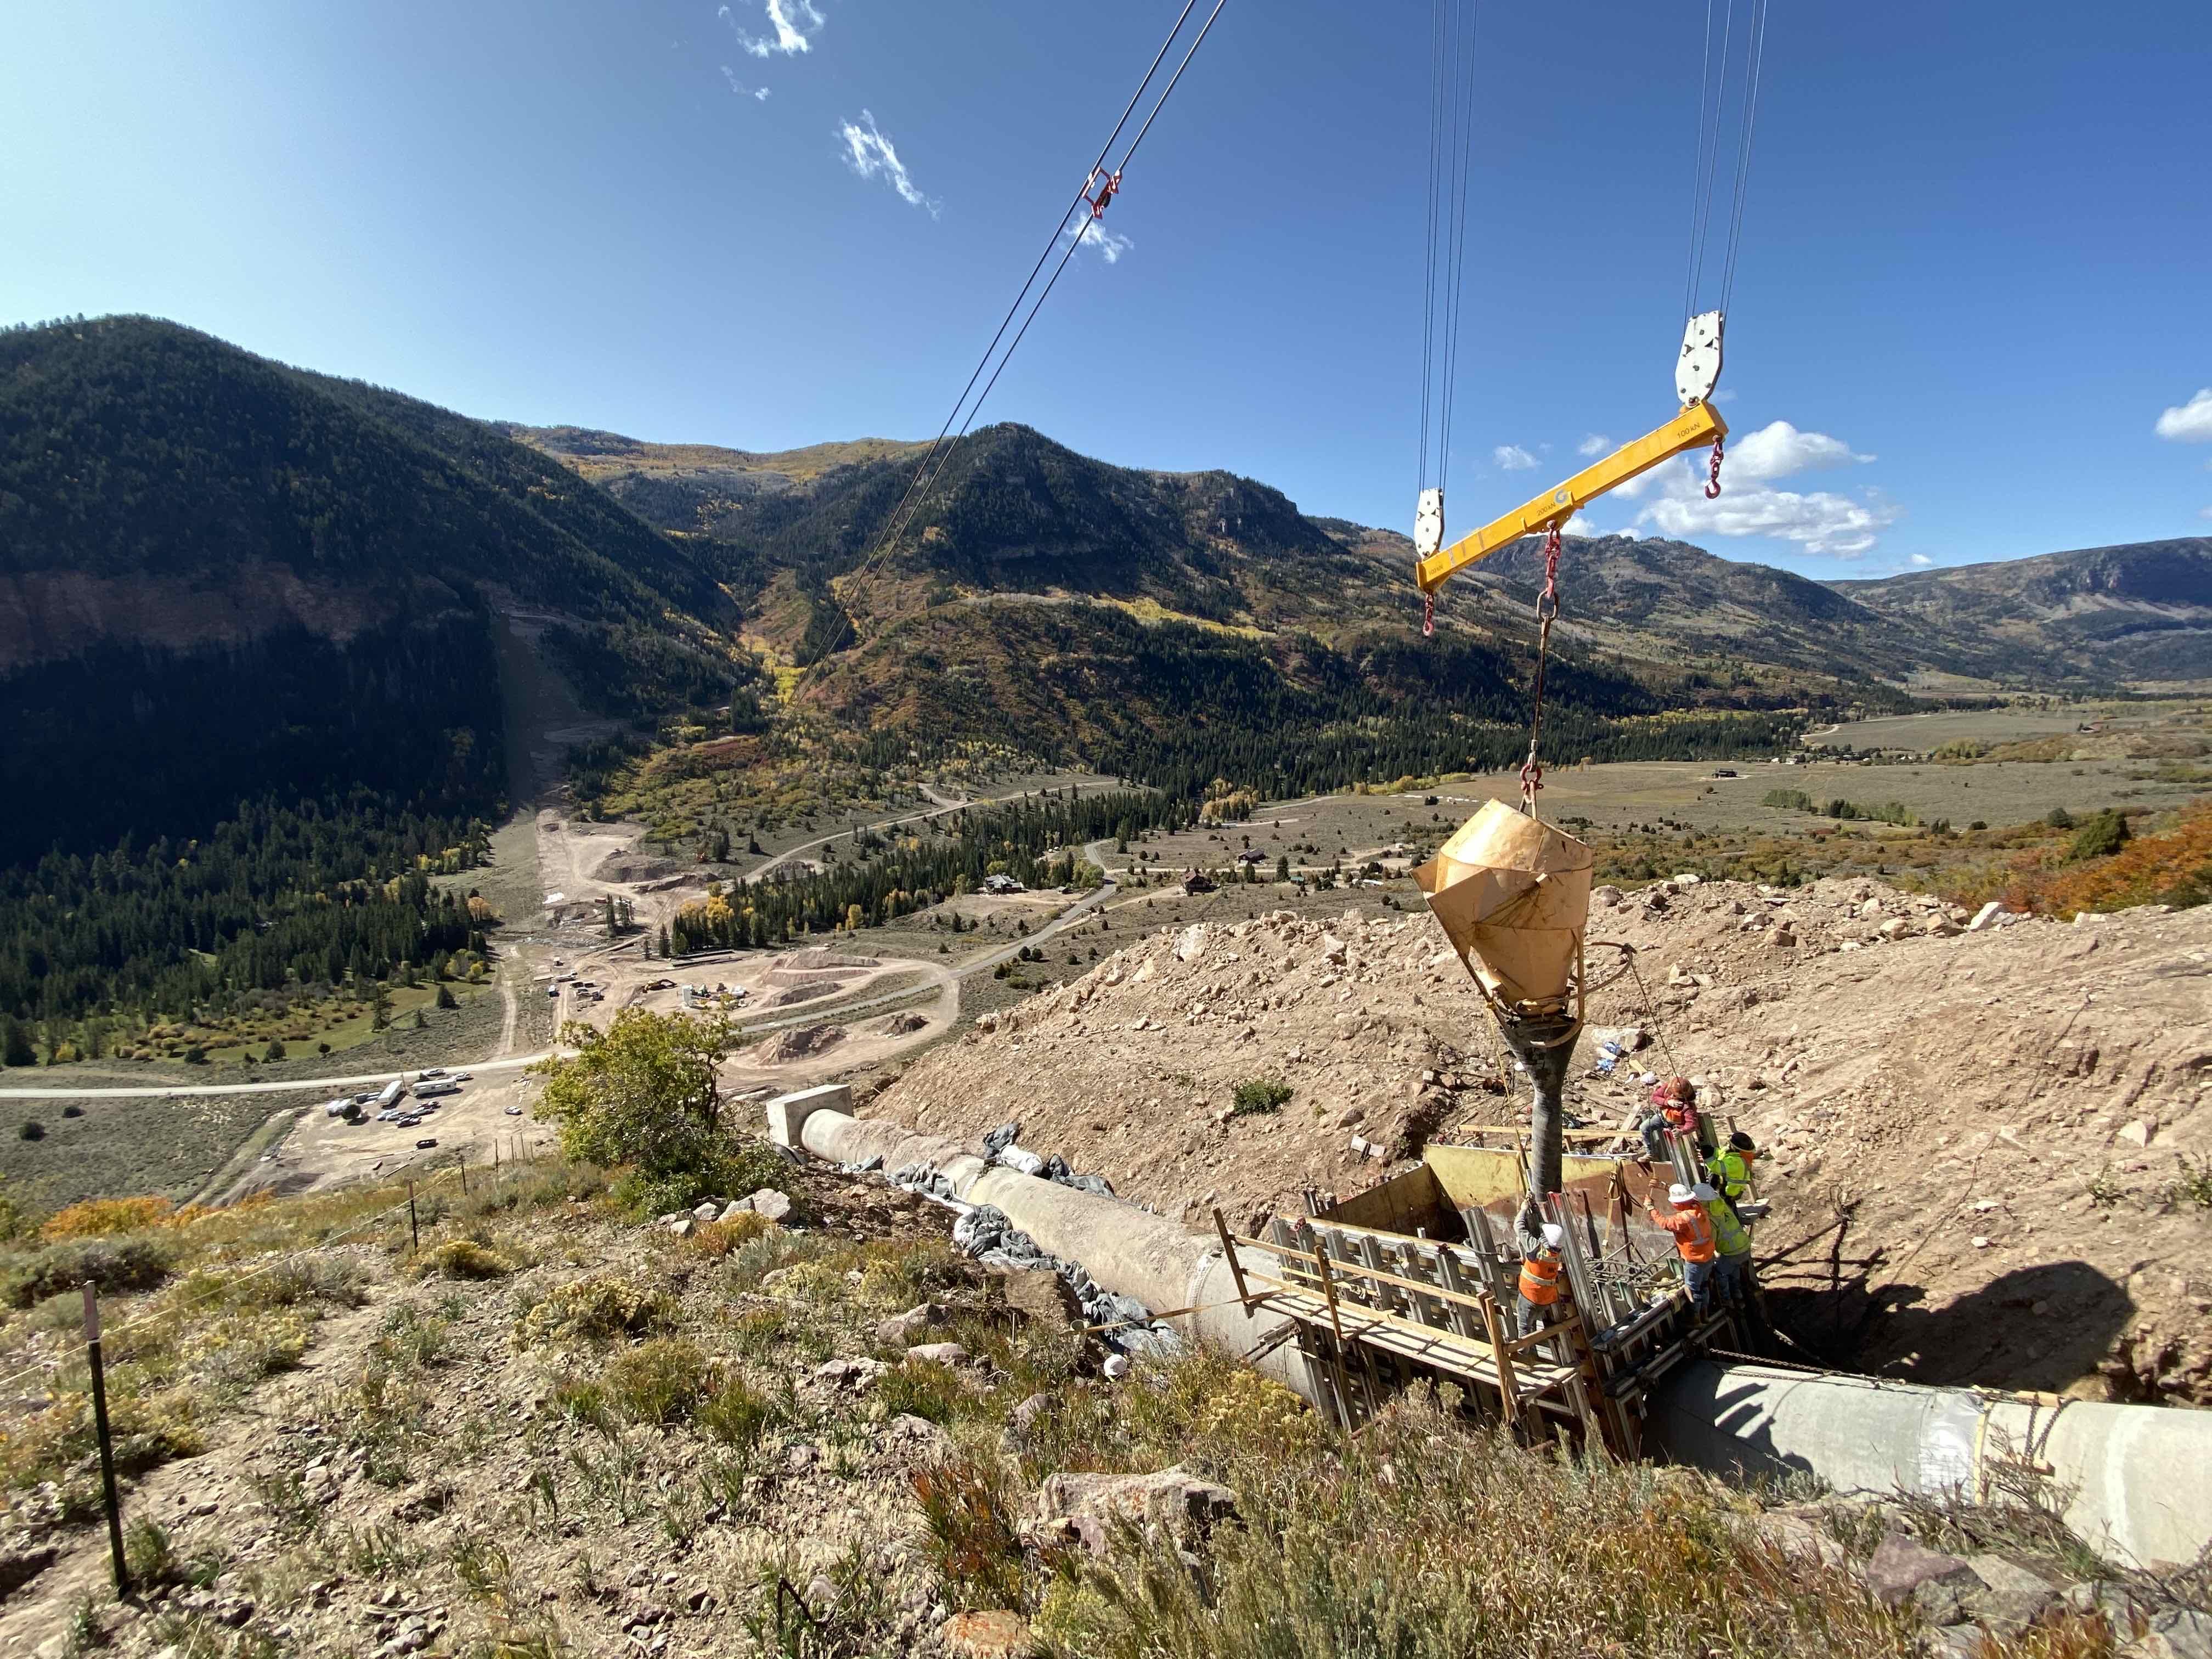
[
  {"x1": 768, "y1": 1088, "x2": 1312, "y2": 1397},
  {"x1": 769, "y1": 1090, "x2": 2211, "y2": 1569},
  {"x1": 1649, "y1": 1361, "x2": 2212, "y2": 1571}
]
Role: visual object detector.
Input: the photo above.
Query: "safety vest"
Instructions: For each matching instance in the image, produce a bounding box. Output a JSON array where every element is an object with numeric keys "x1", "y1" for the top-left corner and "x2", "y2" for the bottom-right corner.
[
  {"x1": 1706, "y1": 1148, "x2": 1753, "y2": 1200},
  {"x1": 1518, "y1": 1251, "x2": 1562, "y2": 1305},
  {"x1": 1657, "y1": 1204, "x2": 1717, "y2": 1263},
  {"x1": 1706, "y1": 1199, "x2": 1752, "y2": 1259}
]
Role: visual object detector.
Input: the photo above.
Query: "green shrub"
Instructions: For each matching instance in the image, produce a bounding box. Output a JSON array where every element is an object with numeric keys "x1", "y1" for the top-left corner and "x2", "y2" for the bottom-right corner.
[
  {"x1": 1760, "y1": 788, "x2": 1814, "y2": 812},
  {"x1": 697, "y1": 1375, "x2": 782, "y2": 1447},
  {"x1": 409, "y1": 1239, "x2": 516, "y2": 1281},
  {"x1": 1232, "y1": 1079, "x2": 1293, "y2": 1117},
  {"x1": 4, "y1": 1235, "x2": 176, "y2": 1307},
  {"x1": 515, "y1": 1272, "x2": 674, "y2": 1346},
  {"x1": 877, "y1": 1358, "x2": 966, "y2": 1426},
  {"x1": 2046, "y1": 805, "x2": 2075, "y2": 829},
  {"x1": 915, "y1": 1454, "x2": 1031, "y2": 1612},
  {"x1": 602, "y1": 1338, "x2": 712, "y2": 1424},
  {"x1": 2068, "y1": 810, "x2": 2131, "y2": 861}
]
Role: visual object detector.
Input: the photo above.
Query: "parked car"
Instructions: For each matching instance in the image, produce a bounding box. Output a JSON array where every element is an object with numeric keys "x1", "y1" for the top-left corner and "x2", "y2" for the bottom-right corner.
[
  {"x1": 415, "y1": 1138, "x2": 438, "y2": 1150},
  {"x1": 504, "y1": 1105, "x2": 524, "y2": 1116},
  {"x1": 418, "y1": 1067, "x2": 447, "y2": 1080},
  {"x1": 450, "y1": 1071, "x2": 472, "y2": 1082}
]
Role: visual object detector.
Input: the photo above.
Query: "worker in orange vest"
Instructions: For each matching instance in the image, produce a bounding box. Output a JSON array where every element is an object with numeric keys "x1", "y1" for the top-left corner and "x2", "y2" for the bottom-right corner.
[
  {"x1": 1515, "y1": 1221, "x2": 1569, "y2": 1339},
  {"x1": 1648, "y1": 1181, "x2": 1719, "y2": 1314}
]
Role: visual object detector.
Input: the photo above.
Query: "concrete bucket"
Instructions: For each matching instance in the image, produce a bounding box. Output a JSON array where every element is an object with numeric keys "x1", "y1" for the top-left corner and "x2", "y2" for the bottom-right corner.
[{"x1": 1412, "y1": 799, "x2": 1594, "y2": 1015}]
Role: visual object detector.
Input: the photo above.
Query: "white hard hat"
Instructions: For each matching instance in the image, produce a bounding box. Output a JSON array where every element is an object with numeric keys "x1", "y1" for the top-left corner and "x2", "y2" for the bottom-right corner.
[
  {"x1": 1668, "y1": 1182, "x2": 1696, "y2": 1205},
  {"x1": 1541, "y1": 1223, "x2": 1565, "y2": 1248},
  {"x1": 1692, "y1": 1182, "x2": 1719, "y2": 1203}
]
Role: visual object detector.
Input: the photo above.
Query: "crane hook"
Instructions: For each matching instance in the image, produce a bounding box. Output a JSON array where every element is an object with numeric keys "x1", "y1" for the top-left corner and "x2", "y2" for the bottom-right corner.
[{"x1": 1703, "y1": 437, "x2": 1725, "y2": 500}]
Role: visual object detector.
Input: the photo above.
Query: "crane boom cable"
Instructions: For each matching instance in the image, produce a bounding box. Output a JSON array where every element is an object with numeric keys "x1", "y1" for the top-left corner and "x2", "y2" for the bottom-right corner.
[
  {"x1": 851, "y1": 0, "x2": 1226, "y2": 612},
  {"x1": 1435, "y1": 0, "x2": 1479, "y2": 489},
  {"x1": 1686, "y1": 0, "x2": 1736, "y2": 318},
  {"x1": 1417, "y1": 0, "x2": 1447, "y2": 494},
  {"x1": 849, "y1": 0, "x2": 1205, "y2": 599},
  {"x1": 1717, "y1": 0, "x2": 1770, "y2": 311},
  {"x1": 1683, "y1": 0, "x2": 1718, "y2": 322}
]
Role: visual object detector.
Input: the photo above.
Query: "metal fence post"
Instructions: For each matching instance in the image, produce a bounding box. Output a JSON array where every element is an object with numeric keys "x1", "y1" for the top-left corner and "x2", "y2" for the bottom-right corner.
[
  {"x1": 407, "y1": 1180, "x2": 419, "y2": 1252},
  {"x1": 82, "y1": 1284, "x2": 131, "y2": 1596}
]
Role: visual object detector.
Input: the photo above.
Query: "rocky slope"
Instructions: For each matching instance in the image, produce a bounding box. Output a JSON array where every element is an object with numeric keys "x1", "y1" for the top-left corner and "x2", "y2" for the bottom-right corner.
[{"x1": 874, "y1": 881, "x2": 2212, "y2": 1404}]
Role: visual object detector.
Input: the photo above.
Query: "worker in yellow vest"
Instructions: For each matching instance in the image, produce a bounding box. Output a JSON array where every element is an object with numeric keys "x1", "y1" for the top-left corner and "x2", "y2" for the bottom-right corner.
[
  {"x1": 1706, "y1": 1131, "x2": 1757, "y2": 1217},
  {"x1": 1705, "y1": 1183, "x2": 1755, "y2": 1309},
  {"x1": 1516, "y1": 1221, "x2": 1568, "y2": 1339}
]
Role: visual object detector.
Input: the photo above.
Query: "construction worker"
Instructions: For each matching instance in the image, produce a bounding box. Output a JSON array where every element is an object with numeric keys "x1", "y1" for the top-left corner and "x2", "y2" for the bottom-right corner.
[
  {"x1": 1638, "y1": 1076, "x2": 1712, "y2": 1164},
  {"x1": 1703, "y1": 1180, "x2": 1754, "y2": 1310},
  {"x1": 1515, "y1": 1221, "x2": 1568, "y2": 1339},
  {"x1": 1706, "y1": 1130, "x2": 1757, "y2": 1216},
  {"x1": 1648, "y1": 1181, "x2": 1718, "y2": 1315}
]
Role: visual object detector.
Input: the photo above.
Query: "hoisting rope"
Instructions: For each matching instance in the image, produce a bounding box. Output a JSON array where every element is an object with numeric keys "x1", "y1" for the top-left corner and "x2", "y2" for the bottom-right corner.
[
  {"x1": 837, "y1": 1, "x2": 1229, "y2": 637},
  {"x1": 1414, "y1": 0, "x2": 1479, "y2": 639},
  {"x1": 1683, "y1": 0, "x2": 1770, "y2": 510}
]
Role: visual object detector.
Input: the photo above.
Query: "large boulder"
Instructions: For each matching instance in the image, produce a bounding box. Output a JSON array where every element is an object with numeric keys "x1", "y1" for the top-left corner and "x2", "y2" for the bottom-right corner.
[
  {"x1": 1857, "y1": 1532, "x2": 1980, "y2": 1623},
  {"x1": 1035, "y1": 1465, "x2": 1238, "y2": 1559}
]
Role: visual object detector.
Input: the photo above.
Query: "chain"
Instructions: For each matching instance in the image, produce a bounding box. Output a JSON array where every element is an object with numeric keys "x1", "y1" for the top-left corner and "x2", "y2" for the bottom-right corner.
[
  {"x1": 1422, "y1": 590, "x2": 1435, "y2": 639},
  {"x1": 1517, "y1": 523, "x2": 1565, "y2": 812},
  {"x1": 1703, "y1": 436, "x2": 1725, "y2": 499}
]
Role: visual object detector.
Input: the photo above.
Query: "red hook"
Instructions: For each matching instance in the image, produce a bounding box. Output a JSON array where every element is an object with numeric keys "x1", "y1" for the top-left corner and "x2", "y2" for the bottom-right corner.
[
  {"x1": 1703, "y1": 437, "x2": 1725, "y2": 500},
  {"x1": 1085, "y1": 168, "x2": 1121, "y2": 219},
  {"x1": 1421, "y1": 591, "x2": 1435, "y2": 639}
]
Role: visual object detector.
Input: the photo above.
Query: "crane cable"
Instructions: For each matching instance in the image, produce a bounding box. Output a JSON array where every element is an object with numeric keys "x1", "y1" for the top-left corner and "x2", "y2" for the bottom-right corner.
[
  {"x1": 1683, "y1": 0, "x2": 1770, "y2": 322},
  {"x1": 837, "y1": 1, "x2": 1229, "y2": 644},
  {"x1": 1415, "y1": 0, "x2": 1479, "y2": 503},
  {"x1": 1520, "y1": 4, "x2": 1768, "y2": 815}
]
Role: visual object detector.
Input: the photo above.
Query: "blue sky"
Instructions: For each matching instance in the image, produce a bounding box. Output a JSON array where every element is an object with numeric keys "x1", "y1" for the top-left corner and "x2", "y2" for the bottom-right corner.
[{"x1": 5, "y1": 1, "x2": 2209, "y2": 578}]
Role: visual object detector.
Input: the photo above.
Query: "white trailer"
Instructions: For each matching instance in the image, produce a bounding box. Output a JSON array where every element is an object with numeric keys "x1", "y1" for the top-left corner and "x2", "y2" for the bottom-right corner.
[{"x1": 375, "y1": 1079, "x2": 408, "y2": 1110}]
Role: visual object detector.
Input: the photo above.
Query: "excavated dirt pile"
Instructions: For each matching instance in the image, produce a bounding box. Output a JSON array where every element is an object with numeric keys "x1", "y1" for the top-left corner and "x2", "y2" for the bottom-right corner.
[{"x1": 877, "y1": 878, "x2": 2212, "y2": 1403}]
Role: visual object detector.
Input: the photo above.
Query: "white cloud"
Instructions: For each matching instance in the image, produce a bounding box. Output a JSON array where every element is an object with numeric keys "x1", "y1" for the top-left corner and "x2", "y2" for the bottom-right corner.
[
  {"x1": 1712, "y1": 389, "x2": 1739, "y2": 404},
  {"x1": 1910, "y1": 553, "x2": 1932, "y2": 566},
  {"x1": 1062, "y1": 211, "x2": 1132, "y2": 263},
  {"x1": 1493, "y1": 444, "x2": 1538, "y2": 471},
  {"x1": 719, "y1": 0, "x2": 822, "y2": 58},
  {"x1": 2201, "y1": 505, "x2": 2212, "y2": 522},
  {"x1": 1725, "y1": 420, "x2": 1875, "y2": 482},
  {"x1": 1577, "y1": 433, "x2": 1611, "y2": 457},
  {"x1": 720, "y1": 65, "x2": 770, "y2": 99},
  {"x1": 838, "y1": 110, "x2": 937, "y2": 215},
  {"x1": 2157, "y1": 388, "x2": 2212, "y2": 442},
  {"x1": 1627, "y1": 418, "x2": 1895, "y2": 557}
]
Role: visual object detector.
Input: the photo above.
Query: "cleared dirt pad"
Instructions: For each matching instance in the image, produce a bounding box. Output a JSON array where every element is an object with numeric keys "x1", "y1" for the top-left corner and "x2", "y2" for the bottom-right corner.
[{"x1": 875, "y1": 880, "x2": 2212, "y2": 1403}]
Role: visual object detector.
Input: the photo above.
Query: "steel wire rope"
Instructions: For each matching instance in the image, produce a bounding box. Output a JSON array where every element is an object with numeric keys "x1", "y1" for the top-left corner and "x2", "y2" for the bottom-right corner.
[
  {"x1": 849, "y1": 1, "x2": 1228, "y2": 620},
  {"x1": 1717, "y1": 0, "x2": 1770, "y2": 312},
  {"x1": 1434, "y1": 0, "x2": 1480, "y2": 494},
  {"x1": 1416, "y1": 0, "x2": 1448, "y2": 495},
  {"x1": 1683, "y1": 0, "x2": 1719, "y2": 323},
  {"x1": 852, "y1": 0, "x2": 1201, "y2": 591},
  {"x1": 1685, "y1": 0, "x2": 1737, "y2": 318}
]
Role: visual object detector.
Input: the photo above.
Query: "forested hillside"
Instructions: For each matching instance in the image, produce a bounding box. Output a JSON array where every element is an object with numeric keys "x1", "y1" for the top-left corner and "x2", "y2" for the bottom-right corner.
[{"x1": 0, "y1": 318, "x2": 751, "y2": 1063}]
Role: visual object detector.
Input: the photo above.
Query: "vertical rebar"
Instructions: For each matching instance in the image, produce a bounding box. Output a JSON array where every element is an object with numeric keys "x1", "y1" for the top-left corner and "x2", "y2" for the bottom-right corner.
[{"x1": 407, "y1": 1180, "x2": 419, "y2": 1252}]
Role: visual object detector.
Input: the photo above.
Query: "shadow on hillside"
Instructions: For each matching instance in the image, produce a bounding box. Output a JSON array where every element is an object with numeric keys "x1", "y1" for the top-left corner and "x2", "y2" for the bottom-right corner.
[{"x1": 1764, "y1": 1257, "x2": 2133, "y2": 1396}]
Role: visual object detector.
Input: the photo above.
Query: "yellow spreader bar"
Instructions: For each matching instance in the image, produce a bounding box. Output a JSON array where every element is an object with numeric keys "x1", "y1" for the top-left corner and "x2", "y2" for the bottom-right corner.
[{"x1": 1414, "y1": 402, "x2": 1729, "y2": 595}]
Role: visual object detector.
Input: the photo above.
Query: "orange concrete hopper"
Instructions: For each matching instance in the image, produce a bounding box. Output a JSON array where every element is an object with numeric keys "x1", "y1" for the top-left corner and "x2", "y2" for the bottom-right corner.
[{"x1": 1412, "y1": 799, "x2": 1594, "y2": 1016}]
